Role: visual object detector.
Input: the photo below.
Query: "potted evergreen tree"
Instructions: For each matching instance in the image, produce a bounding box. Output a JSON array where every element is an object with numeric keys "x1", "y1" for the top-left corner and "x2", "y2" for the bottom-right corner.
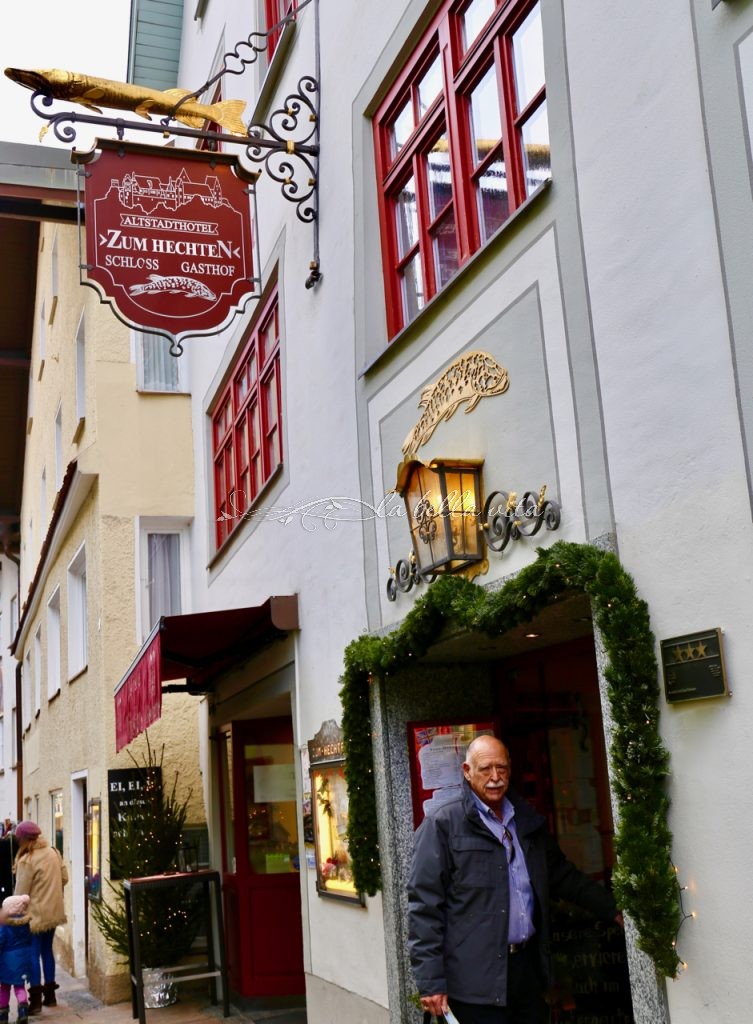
[{"x1": 92, "y1": 738, "x2": 203, "y2": 1006}]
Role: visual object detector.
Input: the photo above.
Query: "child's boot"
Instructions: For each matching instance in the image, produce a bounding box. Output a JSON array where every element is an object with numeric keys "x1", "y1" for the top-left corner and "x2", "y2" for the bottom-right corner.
[
  {"x1": 16, "y1": 1004, "x2": 28, "y2": 1023},
  {"x1": 0, "y1": 1006, "x2": 9, "y2": 1024}
]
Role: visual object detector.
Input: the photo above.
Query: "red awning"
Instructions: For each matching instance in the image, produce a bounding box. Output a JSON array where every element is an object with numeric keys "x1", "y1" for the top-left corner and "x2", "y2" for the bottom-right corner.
[{"x1": 114, "y1": 597, "x2": 299, "y2": 751}]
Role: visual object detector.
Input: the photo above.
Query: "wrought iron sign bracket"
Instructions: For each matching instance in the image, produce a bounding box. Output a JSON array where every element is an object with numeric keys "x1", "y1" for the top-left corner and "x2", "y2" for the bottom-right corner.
[{"x1": 23, "y1": 0, "x2": 321, "y2": 288}]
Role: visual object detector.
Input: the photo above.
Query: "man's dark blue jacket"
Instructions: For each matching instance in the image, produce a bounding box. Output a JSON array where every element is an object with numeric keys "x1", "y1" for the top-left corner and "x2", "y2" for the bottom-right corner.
[{"x1": 407, "y1": 782, "x2": 617, "y2": 1007}]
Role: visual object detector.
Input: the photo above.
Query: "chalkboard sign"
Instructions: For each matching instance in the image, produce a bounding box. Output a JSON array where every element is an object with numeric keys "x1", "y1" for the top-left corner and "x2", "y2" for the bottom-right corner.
[
  {"x1": 107, "y1": 767, "x2": 161, "y2": 879},
  {"x1": 660, "y1": 628, "x2": 729, "y2": 704}
]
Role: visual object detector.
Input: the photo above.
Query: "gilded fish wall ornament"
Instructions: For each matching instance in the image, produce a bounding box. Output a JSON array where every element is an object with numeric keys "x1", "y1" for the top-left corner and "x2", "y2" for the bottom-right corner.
[
  {"x1": 401, "y1": 351, "x2": 510, "y2": 459},
  {"x1": 4, "y1": 67, "x2": 248, "y2": 140}
]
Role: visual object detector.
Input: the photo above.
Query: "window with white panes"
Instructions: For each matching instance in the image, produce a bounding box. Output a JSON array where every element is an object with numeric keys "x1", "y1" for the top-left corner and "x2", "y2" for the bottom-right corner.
[
  {"x1": 47, "y1": 588, "x2": 61, "y2": 699},
  {"x1": 211, "y1": 288, "x2": 282, "y2": 549},
  {"x1": 67, "y1": 544, "x2": 87, "y2": 679}
]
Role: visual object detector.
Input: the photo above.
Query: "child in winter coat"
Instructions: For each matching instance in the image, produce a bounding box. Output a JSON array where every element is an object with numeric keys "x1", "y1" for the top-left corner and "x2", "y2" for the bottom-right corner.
[{"x1": 0, "y1": 894, "x2": 32, "y2": 1022}]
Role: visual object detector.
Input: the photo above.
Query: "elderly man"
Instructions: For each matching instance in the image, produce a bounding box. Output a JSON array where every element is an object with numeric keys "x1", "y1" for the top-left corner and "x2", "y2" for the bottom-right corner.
[{"x1": 407, "y1": 735, "x2": 622, "y2": 1023}]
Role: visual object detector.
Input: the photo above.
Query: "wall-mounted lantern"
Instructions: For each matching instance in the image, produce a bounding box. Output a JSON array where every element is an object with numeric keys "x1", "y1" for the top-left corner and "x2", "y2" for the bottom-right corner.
[
  {"x1": 397, "y1": 459, "x2": 485, "y2": 577},
  {"x1": 387, "y1": 459, "x2": 561, "y2": 601}
]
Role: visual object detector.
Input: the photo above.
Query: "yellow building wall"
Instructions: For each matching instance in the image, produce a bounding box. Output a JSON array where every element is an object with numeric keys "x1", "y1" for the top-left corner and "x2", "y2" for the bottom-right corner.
[{"x1": 17, "y1": 219, "x2": 202, "y2": 1002}]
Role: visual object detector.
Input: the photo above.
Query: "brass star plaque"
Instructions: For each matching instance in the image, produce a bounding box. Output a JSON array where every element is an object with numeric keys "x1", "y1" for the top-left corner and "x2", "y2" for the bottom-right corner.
[{"x1": 660, "y1": 628, "x2": 729, "y2": 703}]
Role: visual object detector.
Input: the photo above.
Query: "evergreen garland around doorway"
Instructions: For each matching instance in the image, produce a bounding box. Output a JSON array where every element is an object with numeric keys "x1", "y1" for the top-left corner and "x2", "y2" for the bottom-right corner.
[{"x1": 340, "y1": 540, "x2": 682, "y2": 978}]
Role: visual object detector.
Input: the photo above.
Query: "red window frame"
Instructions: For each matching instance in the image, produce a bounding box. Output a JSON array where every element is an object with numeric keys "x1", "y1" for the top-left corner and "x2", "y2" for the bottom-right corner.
[
  {"x1": 211, "y1": 289, "x2": 283, "y2": 549},
  {"x1": 374, "y1": 0, "x2": 549, "y2": 339},
  {"x1": 265, "y1": 0, "x2": 297, "y2": 62}
]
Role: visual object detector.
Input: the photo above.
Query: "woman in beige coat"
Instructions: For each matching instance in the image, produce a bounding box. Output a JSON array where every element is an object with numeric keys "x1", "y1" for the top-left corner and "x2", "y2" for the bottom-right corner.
[{"x1": 13, "y1": 822, "x2": 68, "y2": 1016}]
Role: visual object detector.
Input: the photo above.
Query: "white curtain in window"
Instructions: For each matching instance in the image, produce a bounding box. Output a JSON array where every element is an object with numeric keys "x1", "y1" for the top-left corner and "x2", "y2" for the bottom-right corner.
[
  {"x1": 148, "y1": 533, "x2": 181, "y2": 628},
  {"x1": 142, "y1": 334, "x2": 180, "y2": 392}
]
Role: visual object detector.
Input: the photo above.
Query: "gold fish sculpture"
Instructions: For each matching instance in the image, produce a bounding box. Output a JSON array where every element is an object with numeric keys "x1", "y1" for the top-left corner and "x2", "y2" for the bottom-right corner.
[
  {"x1": 402, "y1": 351, "x2": 510, "y2": 459},
  {"x1": 4, "y1": 67, "x2": 248, "y2": 139}
]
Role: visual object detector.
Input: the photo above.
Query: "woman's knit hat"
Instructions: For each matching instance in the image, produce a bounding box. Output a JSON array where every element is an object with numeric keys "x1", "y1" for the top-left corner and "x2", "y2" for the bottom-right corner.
[
  {"x1": 14, "y1": 821, "x2": 41, "y2": 842},
  {"x1": 2, "y1": 895, "x2": 29, "y2": 916}
]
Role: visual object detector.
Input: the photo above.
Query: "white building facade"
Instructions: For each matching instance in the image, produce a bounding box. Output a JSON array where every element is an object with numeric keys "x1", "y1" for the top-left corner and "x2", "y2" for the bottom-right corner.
[{"x1": 115, "y1": 0, "x2": 753, "y2": 1022}]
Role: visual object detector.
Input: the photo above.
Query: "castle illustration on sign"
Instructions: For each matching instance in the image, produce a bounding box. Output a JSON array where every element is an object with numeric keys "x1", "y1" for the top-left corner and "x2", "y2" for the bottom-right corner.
[{"x1": 106, "y1": 166, "x2": 232, "y2": 216}]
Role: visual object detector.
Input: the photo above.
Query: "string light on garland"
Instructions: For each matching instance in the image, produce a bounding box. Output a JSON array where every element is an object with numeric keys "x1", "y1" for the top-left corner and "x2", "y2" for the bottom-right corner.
[
  {"x1": 670, "y1": 864, "x2": 695, "y2": 973},
  {"x1": 340, "y1": 540, "x2": 682, "y2": 977}
]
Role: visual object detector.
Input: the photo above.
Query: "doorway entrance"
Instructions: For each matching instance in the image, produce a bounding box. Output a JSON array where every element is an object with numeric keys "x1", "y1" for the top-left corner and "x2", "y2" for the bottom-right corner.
[
  {"x1": 496, "y1": 635, "x2": 633, "y2": 1024},
  {"x1": 216, "y1": 716, "x2": 304, "y2": 998},
  {"x1": 70, "y1": 772, "x2": 88, "y2": 977}
]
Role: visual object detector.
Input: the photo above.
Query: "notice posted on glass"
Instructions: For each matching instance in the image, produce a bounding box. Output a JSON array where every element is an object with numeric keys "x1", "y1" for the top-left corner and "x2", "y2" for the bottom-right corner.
[{"x1": 413, "y1": 723, "x2": 495, "y2": 817}]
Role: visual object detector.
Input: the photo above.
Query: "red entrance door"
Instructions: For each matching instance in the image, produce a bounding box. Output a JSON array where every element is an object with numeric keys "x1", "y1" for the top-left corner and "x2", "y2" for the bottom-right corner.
[{"x1": 217, "y1": 717, "x2": 305, "y2": 997}]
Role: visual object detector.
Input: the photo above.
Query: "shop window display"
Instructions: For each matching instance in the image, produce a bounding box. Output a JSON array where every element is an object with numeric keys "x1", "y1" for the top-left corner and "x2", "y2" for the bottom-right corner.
[{"x1": 308, "y1": 721, "x2": 361, "y2": 903}]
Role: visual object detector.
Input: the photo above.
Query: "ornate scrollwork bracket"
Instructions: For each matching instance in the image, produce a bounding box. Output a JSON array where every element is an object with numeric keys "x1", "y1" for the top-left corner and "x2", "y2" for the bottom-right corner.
[
  {"x1": 481, "y1": 485, "x2": 561, "y2": 553},
  {"x1": 23, "y1": 0, "x2": 322, "y2": 287},
  {"x1": 386, "y1": 552, "x2": 436, "y2": 602},
  {"x1": 245, "y1": 75, "x2": 320, "y2": 280}
]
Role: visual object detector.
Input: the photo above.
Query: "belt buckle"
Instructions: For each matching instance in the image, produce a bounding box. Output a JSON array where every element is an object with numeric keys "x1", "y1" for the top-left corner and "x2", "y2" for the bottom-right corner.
[{"x1": 508, "y1": 941, "x2": 526, "y2": 954}]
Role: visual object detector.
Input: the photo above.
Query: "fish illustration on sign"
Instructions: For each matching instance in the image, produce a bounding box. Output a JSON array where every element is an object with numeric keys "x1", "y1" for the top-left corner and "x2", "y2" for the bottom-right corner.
[
  {"x1": 402, "y1": 351, "x2": 510, "y2": 459},
  {"x1": 128, "y1": 275, "x2": 217, "y2": 301},
  {"x1": 4, "y1": 67, "x2": 247, "y2": 138}
]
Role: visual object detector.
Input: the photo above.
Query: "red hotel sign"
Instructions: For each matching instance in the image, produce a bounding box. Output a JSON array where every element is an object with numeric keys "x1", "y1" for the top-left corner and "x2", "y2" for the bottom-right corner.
[
  {"x1": 74, "y1": 140, "x2": 256, "y2": 339},
  {"x1": 114, "y1": 630, "x2": 162, "y2": 753}
]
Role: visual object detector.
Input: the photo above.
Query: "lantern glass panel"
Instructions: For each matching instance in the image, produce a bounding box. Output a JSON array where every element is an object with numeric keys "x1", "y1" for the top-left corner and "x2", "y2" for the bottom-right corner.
[
  {"x1": 406, "y1": 464, "x2": 449, "y2": 572},
  {"x1": 442, "y1": 467, "x2": 482, "y2": 564}
]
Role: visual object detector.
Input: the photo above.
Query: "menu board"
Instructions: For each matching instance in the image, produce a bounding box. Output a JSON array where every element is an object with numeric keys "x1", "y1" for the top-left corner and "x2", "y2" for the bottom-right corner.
[{"x1": 407, "y1": 719, "x2": 498, "y2": 827}]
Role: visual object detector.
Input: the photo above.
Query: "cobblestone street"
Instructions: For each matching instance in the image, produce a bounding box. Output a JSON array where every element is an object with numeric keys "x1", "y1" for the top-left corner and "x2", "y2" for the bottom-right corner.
[{"x1": 24, "y1": 969, "x2": 306, "y2": 1024}]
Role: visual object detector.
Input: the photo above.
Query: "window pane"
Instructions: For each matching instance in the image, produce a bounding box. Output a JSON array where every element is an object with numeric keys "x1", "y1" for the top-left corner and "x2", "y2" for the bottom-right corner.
[
  {"x1": 417, "y1": 55, "x2": 443, "y2": 119},
  {"x1": 520, "y1": 99, "x2": 550, "y2": 196},
  {"x1": 250, "y1": 402, "x2": 261, "y2": 454},
  {"x1": 260, "y1": 314, "x2": 277, "y2": 365},
  {"x1": 400, "y1": 254, "x2": 425, "y2": 324},
  {"x1": 141, "y1": 333, "x2": 179, "y2": 392},
  {"x1": 147, "y1": 533, "x2": 181, "y2": 627},
  {"x1": 245, "y1": 743, "x2": 299, "y2": 875},
  {"x1": 395, "y1": 177, "x2": 419, "y2": 257},
  {"x1": 264, "y1": 370, "x2": 279, "y2": 432},
  {"x1": 236, "y1": 366, "x2": 249, "y2": 404},
  {"x1": 512, "y1": 3, "x2": 544, "y2": 112},
  {"x1": 214, "y1": 400, "x2": 230, "y2": 446},
  {"x1": 252, "y1": 452, "x2": 262, "y2": 496},
  {"x1": 462, "y1": 0, "x2": 495, "y2": 51},
  {"x1": 238, "y1": 418, "x2": 248, "y2": 464},
  {"x1": 267, "y1": 426, "x2": 281, "y2": 471},
  {"x1": 431, "y1": 211, "x2": 459, "y2": 288},
  {"x1": 477, "y1": 157, "x2": 509, "y2": 240},
  {"x1": 469, "y1": 65, "x2": 502, "y2": 167},
  {"x1": 427, "y1": 133, "x2": 453, "y2": 220},
  {"x1": 390, "y1": 101, "x2": 414, "y2": 159}
]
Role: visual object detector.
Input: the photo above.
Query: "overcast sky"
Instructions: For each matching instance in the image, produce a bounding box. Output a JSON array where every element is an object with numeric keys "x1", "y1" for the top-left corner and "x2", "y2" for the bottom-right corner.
[{"x1": 0, "y1": 0, "x2": 132, "y2": 149}]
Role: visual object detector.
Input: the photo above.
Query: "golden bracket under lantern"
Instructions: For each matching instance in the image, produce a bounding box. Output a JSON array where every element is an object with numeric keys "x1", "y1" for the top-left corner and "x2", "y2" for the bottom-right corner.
[
  {"x1": 3, "y1": 0, "x2": 322, "y2": 303},
  {"x1": 386, "y1": 459, "x2": 562, "y2": 602}
]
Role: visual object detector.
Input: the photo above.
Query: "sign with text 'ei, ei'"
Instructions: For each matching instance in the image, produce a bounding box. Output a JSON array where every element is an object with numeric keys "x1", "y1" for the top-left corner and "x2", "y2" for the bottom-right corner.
[{"x1": 74, "y1": 140, "x2": 257, "y2": 342}]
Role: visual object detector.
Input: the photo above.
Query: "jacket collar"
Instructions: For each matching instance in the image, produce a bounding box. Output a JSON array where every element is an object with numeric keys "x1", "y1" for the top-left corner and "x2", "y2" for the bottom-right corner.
[{"x1": 461, "y1": 780, "x2": 545, "y2": 836}]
